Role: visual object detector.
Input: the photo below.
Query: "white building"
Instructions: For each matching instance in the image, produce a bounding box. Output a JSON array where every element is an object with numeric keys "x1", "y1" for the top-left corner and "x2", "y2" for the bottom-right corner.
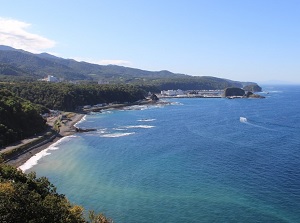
[
  {"x1": 161, "y1": 89, "x2": 184, "y2": 96},
  {"x1": 47, "y1": 75, "x2": 59, "y2": 82},
  {"x1": 98, "y1": 80, "x2": 110, "y2": 84}
]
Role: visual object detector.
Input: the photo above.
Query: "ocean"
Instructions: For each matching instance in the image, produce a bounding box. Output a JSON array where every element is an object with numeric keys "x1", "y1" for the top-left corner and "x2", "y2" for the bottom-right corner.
[{"x1": 21, "y1": 85, "x2": 300, "y2": 223}]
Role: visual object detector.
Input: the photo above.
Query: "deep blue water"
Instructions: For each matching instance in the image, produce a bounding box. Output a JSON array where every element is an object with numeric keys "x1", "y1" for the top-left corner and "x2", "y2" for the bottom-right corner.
[{"x1": 26, "y1": 85, "x2": 300, "y2": 222}]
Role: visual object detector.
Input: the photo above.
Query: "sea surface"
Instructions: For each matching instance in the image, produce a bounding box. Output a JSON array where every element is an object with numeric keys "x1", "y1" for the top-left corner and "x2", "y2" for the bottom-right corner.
[{"x1": 22, "y1": 85, "x2": 300, "y2": 223}]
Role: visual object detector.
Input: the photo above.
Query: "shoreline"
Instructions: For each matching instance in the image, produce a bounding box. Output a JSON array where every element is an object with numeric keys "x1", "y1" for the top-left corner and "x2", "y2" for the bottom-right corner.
[
  {"x1": 7, "y1": 99, "x2": 162, "y2": 169},
  {"x1": 6, "y1": 113, "x2": 85, "y2": 168}
]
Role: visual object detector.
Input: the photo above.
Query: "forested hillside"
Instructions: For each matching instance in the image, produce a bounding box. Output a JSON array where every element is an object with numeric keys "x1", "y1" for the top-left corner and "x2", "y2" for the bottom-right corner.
[
  {"x1": 2, "y1": 82, "x2": 146, "y2": 111},
  {"x1": 0, "y1": 89, "x2": 47, "y2": 147},
  {"x1": 0, "y1": 63, "x2": 36, "y2": 82},
  {"x1": 145, "y1": 76, "x2": 244, "y2": 90},
  {"x1": 0, "y1": 50, "x2": 86, "y2": 80}
]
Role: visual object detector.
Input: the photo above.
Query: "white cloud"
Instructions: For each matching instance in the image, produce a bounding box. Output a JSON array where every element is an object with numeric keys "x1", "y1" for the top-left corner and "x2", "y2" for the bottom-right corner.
[{"x1": 0, "y1": 17, "x2": 56, "y2": 53}]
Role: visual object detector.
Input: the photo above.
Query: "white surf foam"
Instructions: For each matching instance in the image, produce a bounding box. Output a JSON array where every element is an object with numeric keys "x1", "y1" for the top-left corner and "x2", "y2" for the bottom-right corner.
[
  {"x1": 113, "y1": 128, "x2": 127, "y2": 131},
  {"x1": 170, "y1": 101, "x2": 184, "y2": 105},
  {"x1": 74, "y1": 115, "x2": 87, "y2": 127},
  {"x1": 96, "y1": 128, "x2": 108, "y2": 134},
  {"x1": 137, "y1": 119, "x2": 156, "y2": 122},
  {"x1": 124, "y1": 103, "x2": 167, "y2": 111},
  {"x1": 101, "y1": 132, "x2": 135, "y2": 138},
  {"x1": 18, "y1": 135, "x2": 77, "y2": 172},
  {"x1": 124, "y1": 125, "x2": 155, "y2": 129},
  {"x1": 124, "y1": 105, "x2": 149, "y2": 110},
  {"x1": 101, "y1": 110, "x2": 113, "y2": 114}
]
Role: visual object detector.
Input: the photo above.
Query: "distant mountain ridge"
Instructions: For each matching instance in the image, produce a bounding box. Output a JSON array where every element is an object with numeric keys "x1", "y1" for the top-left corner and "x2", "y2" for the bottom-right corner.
[
  {"x1": 0, "y1": 45, "x2": 16, "y2": 51},
  {"x1": 0, "y1": 45, "x2": 186, "y2": 81},
  {"x1": 0, "y1": 45, "x2": 259, "y2": 90}
]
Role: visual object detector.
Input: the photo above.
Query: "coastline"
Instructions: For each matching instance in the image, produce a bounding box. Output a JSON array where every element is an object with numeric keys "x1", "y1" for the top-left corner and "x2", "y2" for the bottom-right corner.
[
  {"x1": 6, "y1": 99, "x2": 162, "y2": 169},
  {"x1": 6, "y1": 113, "x2": 85, "y2": 168}
]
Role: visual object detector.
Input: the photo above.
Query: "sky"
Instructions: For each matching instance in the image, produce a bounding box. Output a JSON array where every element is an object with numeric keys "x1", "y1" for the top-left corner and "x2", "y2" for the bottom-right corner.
[{"x1": 0, "y1": 0, "x2": 300, "y2": 84}]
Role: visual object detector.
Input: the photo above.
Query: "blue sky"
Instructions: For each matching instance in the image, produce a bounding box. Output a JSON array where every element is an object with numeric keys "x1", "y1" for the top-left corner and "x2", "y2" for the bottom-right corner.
[{"x1": 0, "y1": 0, "x2": 300, "y2": 84}]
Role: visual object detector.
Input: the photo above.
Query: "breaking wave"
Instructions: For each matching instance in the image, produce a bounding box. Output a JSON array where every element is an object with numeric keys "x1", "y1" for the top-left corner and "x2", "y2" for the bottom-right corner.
[
  {"x1": 18, "y1": 135, "x2": 78, "y2": 172},
  {"x1": 137, "y1": 119, "x2": 156, "y2": 122},
  {"x1": 124, "y1": 125, "x2": 155, "y2": 129},
  {"x1": 170, "y1": 101, "x2": 184, "y2": 105},
  {"x1": 123, "y1": 105, "x2": 150, "y2": 110},
  {"x1": 101, "y1": 132, "x2": 135, "y2": 138},
  {"x1": 74, "y1": 115, "x2": 87, "y2": 127},
  {"x1": 113, "y1": 128, "x2": 127, "y2": 131}
]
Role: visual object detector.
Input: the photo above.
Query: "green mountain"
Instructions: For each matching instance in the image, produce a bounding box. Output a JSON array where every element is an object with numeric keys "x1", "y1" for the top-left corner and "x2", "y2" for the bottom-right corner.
[
  {"x1": 0, "y1": 45, "x2": 259, "y2": 90},
  {"x1": 0, "y1": 45, "x2": 186, "y2": 81},
  {"x1": 0, "y1": 63, "x2": 29, "y2": 76}
]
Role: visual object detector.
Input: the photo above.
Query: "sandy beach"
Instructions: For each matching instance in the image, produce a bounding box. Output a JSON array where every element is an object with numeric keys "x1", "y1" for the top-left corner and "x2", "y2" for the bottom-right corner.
[
  {"x1": 5, "y1": 99, "x2": 160, "y2": 168},
  {"x1": 5, "y1": 113, "x2": 85, "y2": 168}
]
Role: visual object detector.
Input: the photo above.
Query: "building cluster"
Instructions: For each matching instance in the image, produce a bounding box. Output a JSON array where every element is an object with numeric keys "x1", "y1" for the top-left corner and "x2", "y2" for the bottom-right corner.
[
  {"x1": 40, "y1": 75, "x2": 60, "y2": 83},
  {"x1": 160, "y1": 89, "x2": 184, "y2": 96},
  {"x1": 160, "y1": 89, "x2": 223, "y2": 98},
  {"x1": 98, "y1": 80, "x2": 110, "y2": 85},
  {"x1": 82, "y1": 103, "x2": 108, "y2": 110}
]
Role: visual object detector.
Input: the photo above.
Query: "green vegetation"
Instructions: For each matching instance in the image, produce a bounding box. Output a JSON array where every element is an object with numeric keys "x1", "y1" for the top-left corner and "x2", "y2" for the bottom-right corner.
[
  {"x1": 141, "y1": 76, "x2": 243, "y2": 91},
  {"x1": 0, "y1": 48, "x2": 184, "y2": 81},
  {"x1": 0, "y1": 62, "x2": 35, "y2": 82},
  {"x1": 0, "y1": 163, "x2": 112, "y2": 223},
  {"x1": 0, "y1": 89, "x2": 48, "y2": 147},
  {"x1": 0, "y1": 46, "x2": 263, "y2": 222},
  {"x1": 0, "y1": 82, "x2": 146, "y2": 147},
  {"x1": 2, "y1": 82, "x2": 146, "y2": 111},
  {"x1": 243, "y1": 84, "x2": 262, "y2": 92},
  {"x1": 0, "y1": 63, "x2": 29, "y2": 76},
  {"x1": 0, "y1": 131, "x2": 55, "y2": 161},
  {"x1": 0, "y1": 46, "x2": 260, "y2": 91}
]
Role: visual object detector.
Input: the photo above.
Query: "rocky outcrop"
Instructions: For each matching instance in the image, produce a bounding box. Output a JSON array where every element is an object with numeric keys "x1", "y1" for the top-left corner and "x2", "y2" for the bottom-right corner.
[
  {"x1": 245, "y1": 91, "x2": 254, "y2": 97},
  {"x1": 150, "y1": 94, "x2": 159, "y2": 101},
  {"x1": 246, "y1": 92, "x2": 265, "y2": 98},
  {"x1": 223, "y1": 87, "x2": 245, "y2": 97},
  {"x1": 223, "y1": 87, "x2": 265, "y2": 98},
  {"x1": 243, "y1": 84, "x2": 262, "y2": 92},
  {"x1": 75, "y1": 127, "x2": 97, "y2": 133}
]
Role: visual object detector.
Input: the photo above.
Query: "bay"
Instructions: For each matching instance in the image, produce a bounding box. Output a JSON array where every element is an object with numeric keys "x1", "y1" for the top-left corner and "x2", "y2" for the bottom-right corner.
[{"x1": 27, "y1": 85, "x2": 300, "y2": 222}]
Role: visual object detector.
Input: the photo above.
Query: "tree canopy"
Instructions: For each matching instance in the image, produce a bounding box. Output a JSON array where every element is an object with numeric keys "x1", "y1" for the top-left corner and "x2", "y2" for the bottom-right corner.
[
  {"x1": 0, "y1": 163, "x2": 112, "y2": 223},
  {"x1": 2, "y1": 82, "x2": 146, "y2": 111},
  {"x1": 0, "y1": 89, "x2": 47, "y2": 147}
]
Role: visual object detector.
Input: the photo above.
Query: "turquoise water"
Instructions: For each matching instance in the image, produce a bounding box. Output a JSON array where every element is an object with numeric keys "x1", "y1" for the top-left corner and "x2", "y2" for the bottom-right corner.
[{"x1": 26, "y1": 86, "x2": 300, "y2": 222}]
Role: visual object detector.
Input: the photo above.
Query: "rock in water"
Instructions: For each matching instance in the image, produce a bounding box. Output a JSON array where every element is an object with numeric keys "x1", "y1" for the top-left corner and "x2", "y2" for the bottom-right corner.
[
  {"x1": 223, "y1": 87, "x2": 245, "y2": 97},
  {"x1": 150, "y1": 94, "x2": 159, "y2": 101}
]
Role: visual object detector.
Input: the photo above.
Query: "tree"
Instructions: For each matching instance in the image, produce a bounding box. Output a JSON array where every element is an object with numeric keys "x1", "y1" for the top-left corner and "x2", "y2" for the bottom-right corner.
[
  {"x1": 0, "y1": 163, "x2": 111, "y2": 223},
  {"x1": 0, "y1": 89, "x2": 47, "y2": 146},
  {"x1": 89, "y1": 210, "x2": 113, "y2": 223}
]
